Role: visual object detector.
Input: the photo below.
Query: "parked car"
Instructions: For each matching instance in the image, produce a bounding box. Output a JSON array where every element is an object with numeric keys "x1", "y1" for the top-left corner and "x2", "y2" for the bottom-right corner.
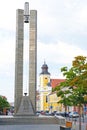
[
  {"x1": 60, "y1": 112, "x2": 69, "y2": 117},
  {"x1": 36, "y1": 111, "x2": 41, "y2": 116},
  {"x1": 55, "y1": 114, "x2": 66, "y2": 119},
  {"x1": 69, "y1": 112, "x2": 79, "y2": 118},
  {"x1": 55, "y1": 112, "x2": 69, "y2": 117},
  {"x1": 40, "y1": 111, "x2": 45, "y2": 115}
]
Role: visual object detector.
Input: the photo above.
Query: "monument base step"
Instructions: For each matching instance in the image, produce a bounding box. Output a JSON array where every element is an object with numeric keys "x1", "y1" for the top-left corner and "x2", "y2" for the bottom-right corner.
[{"x1": 0, "y1": 116, "x2": 59, "y2": 125}]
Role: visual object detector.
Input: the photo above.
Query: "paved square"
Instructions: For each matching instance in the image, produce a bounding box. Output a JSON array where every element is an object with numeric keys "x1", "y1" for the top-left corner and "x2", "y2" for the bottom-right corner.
[{"x1": 0, "y1": 125, "x2": 59, "y2": 130}]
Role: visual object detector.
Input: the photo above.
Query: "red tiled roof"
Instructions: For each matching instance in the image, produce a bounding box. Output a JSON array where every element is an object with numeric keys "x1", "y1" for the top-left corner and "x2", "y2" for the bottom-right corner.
[{"x1": 51, "y1": 79, "x2": 65, "y2": 88}]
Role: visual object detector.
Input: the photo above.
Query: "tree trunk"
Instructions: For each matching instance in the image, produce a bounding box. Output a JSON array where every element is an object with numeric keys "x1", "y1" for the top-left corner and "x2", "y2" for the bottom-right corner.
[
  {"x1": 65, "y1": 105, "x2": 67, "y2": 117},
  {"x1": 79, "y1": 105, "x2": 81, "y2": 130}
]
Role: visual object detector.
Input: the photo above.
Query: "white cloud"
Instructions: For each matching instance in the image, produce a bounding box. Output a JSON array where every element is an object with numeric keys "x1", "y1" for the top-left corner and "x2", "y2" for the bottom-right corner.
[
  {"x1": 37, "y1": 41, "x2": 87, "y2": 65},
  {"x1": 0, "y1": 40, "x2": 15, "y2": 66},
  {"x1": 0, "y1": 0, "x2": 87, "y2": 102}
]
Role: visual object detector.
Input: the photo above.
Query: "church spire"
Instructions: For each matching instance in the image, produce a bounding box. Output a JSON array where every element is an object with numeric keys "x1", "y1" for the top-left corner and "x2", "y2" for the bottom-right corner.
[{"x1": 40, "y1": 61, "x2": 50, "y2": 75}]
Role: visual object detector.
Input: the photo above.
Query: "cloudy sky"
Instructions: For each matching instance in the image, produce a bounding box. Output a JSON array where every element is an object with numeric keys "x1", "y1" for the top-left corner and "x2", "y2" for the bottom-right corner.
[{"x1": 0, "y1": 0, "x2": 87, "y2": 102}]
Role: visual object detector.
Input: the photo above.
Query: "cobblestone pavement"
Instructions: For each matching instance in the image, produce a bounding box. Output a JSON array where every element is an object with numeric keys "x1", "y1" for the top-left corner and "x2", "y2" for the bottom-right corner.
[
  {"x1": 0, "y1": 124, "x2": 86, "y2": 130},
  {"x1": 0, "y1": 115, "x2": 86, "y2": 130},
  {"x1": 0, "y1": 125, "x2": 60, "y2": 130}
]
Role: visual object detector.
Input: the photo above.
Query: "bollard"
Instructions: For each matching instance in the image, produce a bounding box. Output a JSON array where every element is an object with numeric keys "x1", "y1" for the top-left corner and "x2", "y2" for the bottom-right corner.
[{"x1": 66, "y1": 121, "x2": 72, "y2": 128}]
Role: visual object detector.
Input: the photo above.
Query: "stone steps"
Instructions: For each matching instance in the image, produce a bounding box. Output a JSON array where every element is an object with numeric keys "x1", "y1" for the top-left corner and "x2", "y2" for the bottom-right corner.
[{"x1": 0, "y1": 116, "x2": 59, "y2": 125}]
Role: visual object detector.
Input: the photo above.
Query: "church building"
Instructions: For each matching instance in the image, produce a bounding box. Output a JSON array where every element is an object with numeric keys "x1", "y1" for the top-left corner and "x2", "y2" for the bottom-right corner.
[{"x1": 37, "y1": 62, "x2": 65, "y2": 112}]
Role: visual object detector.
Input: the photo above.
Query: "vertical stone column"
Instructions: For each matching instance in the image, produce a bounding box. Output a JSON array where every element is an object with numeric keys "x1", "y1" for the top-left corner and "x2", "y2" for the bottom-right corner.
[
  {"x1": 29, "y1": 10, "x2": 37, "y2": 113},
  {"x1": 14, "y1": 9, "x2": 24, "y2": 113}
]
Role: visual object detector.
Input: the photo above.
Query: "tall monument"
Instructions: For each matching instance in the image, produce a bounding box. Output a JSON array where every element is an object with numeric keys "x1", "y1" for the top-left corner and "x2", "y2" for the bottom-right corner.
[{"x1": 14, "y1": 2, "x2": 37, "y2": 116}]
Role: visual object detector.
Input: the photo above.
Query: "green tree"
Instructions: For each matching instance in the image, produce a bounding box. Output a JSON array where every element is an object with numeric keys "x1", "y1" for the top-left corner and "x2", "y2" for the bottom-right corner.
[
  {"x1": 0, "y1": 96, "x2": 10, "y2": 112},
  {"x1": 53, "y1": 56, "x2": 87, "y2": 130}
]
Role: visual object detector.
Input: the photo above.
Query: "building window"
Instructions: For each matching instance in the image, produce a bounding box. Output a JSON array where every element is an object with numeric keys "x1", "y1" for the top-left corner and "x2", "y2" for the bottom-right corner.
[{"x1": 46, "y1": 96, "x2": 48, "y2": 102}]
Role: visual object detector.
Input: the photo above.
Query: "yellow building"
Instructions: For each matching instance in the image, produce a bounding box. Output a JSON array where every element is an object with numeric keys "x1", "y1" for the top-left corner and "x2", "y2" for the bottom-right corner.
[
  {"x1": 47, "y1": 92, "x2": 62, "y2": 112},
  {"x1": 39, "y1": 62, "x2": 52, "y2": 111},
  {"x1": 37, "y1": 62, "x2": 65, "y2": 112}
]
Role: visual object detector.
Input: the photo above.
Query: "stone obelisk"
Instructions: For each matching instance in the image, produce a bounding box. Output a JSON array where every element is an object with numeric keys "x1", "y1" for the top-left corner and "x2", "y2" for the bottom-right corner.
[
  {"x1": 29, "y1": 10, "x2": 37, "y2": 113},
  {"x1": 14, "y1": 2, "x2": 37, "y2": 116}
]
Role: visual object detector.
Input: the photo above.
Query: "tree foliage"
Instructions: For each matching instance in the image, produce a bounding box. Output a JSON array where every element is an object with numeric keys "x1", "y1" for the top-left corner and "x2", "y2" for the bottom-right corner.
[
  {"x1": 0, "y1": 96, "x2": 10, "y2": 111},
  {"x1": 53, "y1": 56, "x2": 87, "y2": 105},
  {"x1": 53, "y1": 55, "x2": 87, "y2": 130}
]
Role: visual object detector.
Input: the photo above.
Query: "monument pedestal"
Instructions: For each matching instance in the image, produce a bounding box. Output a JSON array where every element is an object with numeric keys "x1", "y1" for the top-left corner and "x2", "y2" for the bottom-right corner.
[
  {"x1": 16, "y1": 96, "x2": 35, "y2": 116},
  {"x1": 0, "y1": 116, "x2": 58, "y2": 125}
]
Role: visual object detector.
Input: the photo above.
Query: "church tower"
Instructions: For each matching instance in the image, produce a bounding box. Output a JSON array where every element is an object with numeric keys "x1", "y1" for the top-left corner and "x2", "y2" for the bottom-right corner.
[{"x1": 39, "y1": 62, "x2": 52, "y2": 111}]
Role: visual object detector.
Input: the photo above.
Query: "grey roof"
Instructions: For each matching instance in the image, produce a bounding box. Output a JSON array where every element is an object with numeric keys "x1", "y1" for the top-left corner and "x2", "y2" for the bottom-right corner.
[{"x1": 40, "y1": 62, "x2": 50, "y2": 75}]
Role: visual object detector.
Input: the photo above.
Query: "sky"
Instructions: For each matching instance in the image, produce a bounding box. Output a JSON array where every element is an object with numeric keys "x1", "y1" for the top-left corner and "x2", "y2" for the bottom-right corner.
[{"x1": 0, "y1": 0, "x2": 87, "y2": 103}]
